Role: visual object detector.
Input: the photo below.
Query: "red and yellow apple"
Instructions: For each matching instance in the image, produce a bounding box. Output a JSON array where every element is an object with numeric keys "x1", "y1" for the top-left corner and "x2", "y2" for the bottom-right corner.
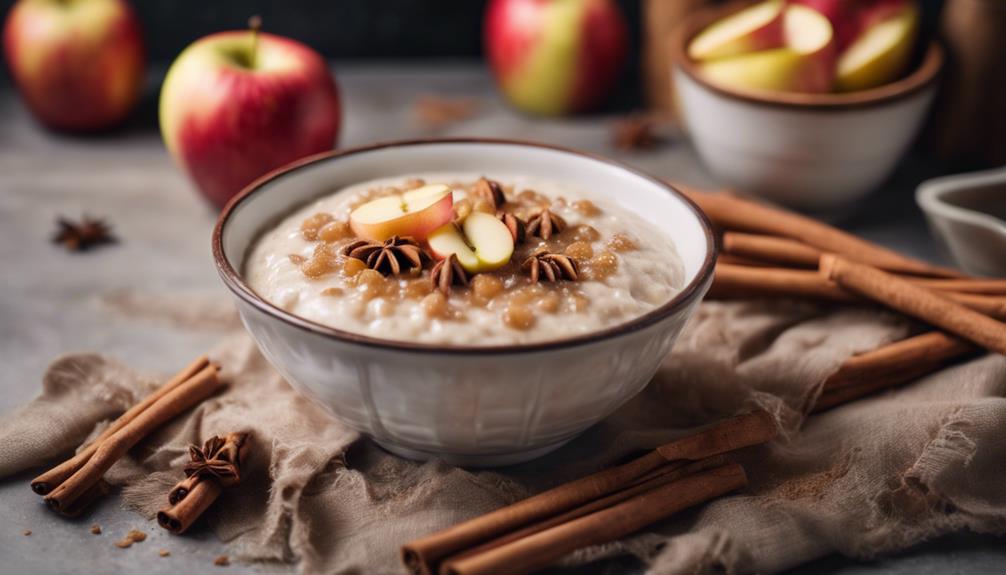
[
  {"x1": 428, "y1": 212, "x2": 515, "y2": 273},
  {"x1": 2, "y1": 0, "x2": 145, "y2": 131},
  {"x1": 159, "y1": 21, "x2": 341, "y2": 208},
  {"x1": 483, "y1": 0, "x2": 628, "y2": 116},
  {"x1": 688, "y1": 0, "x2": 785, "y2": 61},
  {"x1": 349, "y1": 184, "x2": 454, "y2": 242},
  {"x1": 836, "y1": 1, "x2": 918, "y2": 91},
  {"x1": 699, "y1": 3, "x2": 836, "y2": 94}
]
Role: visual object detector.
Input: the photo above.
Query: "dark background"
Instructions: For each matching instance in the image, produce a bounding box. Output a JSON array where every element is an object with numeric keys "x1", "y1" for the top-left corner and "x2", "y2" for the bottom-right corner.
[{"x1": 0, "y1": 0, "x2": 643, "y2": 62}]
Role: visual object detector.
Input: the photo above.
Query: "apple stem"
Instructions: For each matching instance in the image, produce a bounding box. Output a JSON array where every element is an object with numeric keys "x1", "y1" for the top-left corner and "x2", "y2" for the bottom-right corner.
[{"x1": 248, "y1": 15, "x2": 262, "y2": 69}]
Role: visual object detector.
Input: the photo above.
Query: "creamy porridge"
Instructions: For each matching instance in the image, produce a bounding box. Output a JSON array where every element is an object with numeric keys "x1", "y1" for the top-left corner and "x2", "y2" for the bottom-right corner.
[{"x1": 244, "y1": 175, "x2": 685, "y2": 345}]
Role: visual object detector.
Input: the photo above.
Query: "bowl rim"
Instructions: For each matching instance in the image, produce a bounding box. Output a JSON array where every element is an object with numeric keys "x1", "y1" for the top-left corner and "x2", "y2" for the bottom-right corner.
[
  {"x1": 916, "y1": 166, "x2": 1006, "y2": 235},
  {"x1": 670, "y1": 0, "x2": 944, "y2": 111},
  {"x1": 212, "y1": 138, "x2": 717, "y2": 356}
]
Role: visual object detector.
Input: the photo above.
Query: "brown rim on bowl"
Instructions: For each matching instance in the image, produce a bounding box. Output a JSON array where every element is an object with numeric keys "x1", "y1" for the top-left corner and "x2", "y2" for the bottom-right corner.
[
  {"x1": 670, "y1": 0, "x2": 944, "y2": 111},
  {"x1": 212, "y1": 138, "x2": 717, "y2": 355}
]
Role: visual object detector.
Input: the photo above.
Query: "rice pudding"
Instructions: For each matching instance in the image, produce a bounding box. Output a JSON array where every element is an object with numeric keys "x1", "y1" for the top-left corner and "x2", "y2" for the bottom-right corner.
[{"x1": 244, "y1": 175, "x2": 684, "y2": 345}]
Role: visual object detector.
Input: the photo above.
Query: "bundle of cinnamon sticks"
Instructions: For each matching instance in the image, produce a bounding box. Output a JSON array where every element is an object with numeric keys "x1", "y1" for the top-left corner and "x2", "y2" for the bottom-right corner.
[
  {"x1": 158, "y1": 431, "x2": 251, "y2": 534},
  {"x1": 402, "y1": 411, "x2": 778, "y2": 575},
  {"x1": 677, "y1": 186, "x2": 1006, "y2": 409},
  {"x1": 30, "y1": 356, "x2": 224, "y2": 516}
]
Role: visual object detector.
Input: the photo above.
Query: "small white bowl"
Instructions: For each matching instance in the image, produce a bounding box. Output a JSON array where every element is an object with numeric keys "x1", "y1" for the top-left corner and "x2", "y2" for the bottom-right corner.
[
  {"x1": 916, "y1": 166, "x2": 1006, "y2": 277},
  {"x1": 671, "y1": 3, "x2": 943, "y2": 210},
  {"x1": 213, "y1": 139, "x2": 716, "y2": 467}
]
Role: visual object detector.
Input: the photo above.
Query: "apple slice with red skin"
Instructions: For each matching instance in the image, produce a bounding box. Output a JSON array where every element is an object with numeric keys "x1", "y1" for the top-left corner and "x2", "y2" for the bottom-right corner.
[
  {"x1": 836, "y1": 1, "x2": 918, "y2": 92},
  {"x1": 700, "y1": 3, "x2": 836, "y2": 94},
  {"x1": 427, "y1": 212, "x2": 515, "y2": 273},
  {"x1": 688, "y1": 0, "x2": 785, "y2": 61},
  {"x1": 349, "y1": 184, "x2": 454, "y2": 242}
]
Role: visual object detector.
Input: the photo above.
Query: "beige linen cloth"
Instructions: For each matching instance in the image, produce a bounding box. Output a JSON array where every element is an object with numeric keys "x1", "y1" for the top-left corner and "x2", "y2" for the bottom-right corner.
[{"x1": 2, "y1": 299, "x2": 1005, "y2": 574}]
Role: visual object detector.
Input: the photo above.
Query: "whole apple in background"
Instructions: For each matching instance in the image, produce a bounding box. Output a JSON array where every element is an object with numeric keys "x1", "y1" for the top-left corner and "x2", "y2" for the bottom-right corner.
[
  {"x1": 688, "y1": 0, "x2": 785, "y2": 61},
  {"x1": 700, "y1": 4, "x2": 836, "y2": 94},
  {"x1": 160, "y1": 17, "x2": 340, "y2": 209},
  {"x1": 2, "y1": 0, "x2": 144, "y2": 131},
  {"x1": 484, "y1": 0, "x2": 628, "y2": 116}
]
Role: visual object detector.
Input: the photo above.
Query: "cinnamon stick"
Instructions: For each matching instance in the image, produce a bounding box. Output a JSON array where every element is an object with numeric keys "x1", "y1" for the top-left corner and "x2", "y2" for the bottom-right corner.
[
  {"x1": 910, "y1": 278, "x2": 1006, "y2": 295},
  {"x1": 441, "y1": 464, "x2": 747, "y2": 575},
  {"x1": 710, "y1": 263, "x2": 856, "y2": 302},
  {"x1": 31, "y1": 355, "x2": 211, "y2": 495},
  {"x1": 158, "y1": 432, "x2": 251, "y2": 535},
  {"x1": 43, "y1": 363, "x2": 224, "y2": 513},
  {"x1": 711, "y1": 263, "x2": 1006, "y2": 319},
  {"x1": 823, "y1": 332, "x2": 977, "y2": 391},
  {"x1": 401, "y1": 411, "x2": 776, "y2": 575},
  {"x1": 677, "y1": 186, "x2": 963, "y2": 278},
  {"x1": 445, "y1": 457, "x2": 725, "y2": 567},
  {"x1": 158, "y1": 478, "x2": 222, "y2": 534},
  {"x1": 815, "y1": 365, "x2": 938, "y2": 412},
  {"x1": 723, "y1": 233, "x2": 1006, "y2": 295},
  {"x1": 821, "y1": 256, "x2": 1006, "y2": 355},
  {"x1": 168, "y1": 474, "x2": 202, "y2": 506},
  {"x1": 57, "y1": 479, "x2": 110, "y2": 518},
  {"x1": 722, "y1": 232, "x2": 822, "y2": 268}
]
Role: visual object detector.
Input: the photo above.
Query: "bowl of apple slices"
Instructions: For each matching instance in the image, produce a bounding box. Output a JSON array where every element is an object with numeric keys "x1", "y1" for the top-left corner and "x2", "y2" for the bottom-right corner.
[
  {"x1": 671, "y1": 0, "x2": 942, "y2": 210},
  {"x1": 214, "y1": 139, "x2": 715, "y2": 466}
]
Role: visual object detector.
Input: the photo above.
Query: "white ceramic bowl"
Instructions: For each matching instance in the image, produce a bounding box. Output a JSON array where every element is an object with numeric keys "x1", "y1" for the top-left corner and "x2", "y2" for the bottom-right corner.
[
  {"x1": 213, "y1": 139, "x2": 715, "y2": 467},
  {"x1": 916, "y1": 166, "x2": 1006, "y2": 277},
  {"x1": 671, "y1": 3, "x2": 943, "y2": 210}
]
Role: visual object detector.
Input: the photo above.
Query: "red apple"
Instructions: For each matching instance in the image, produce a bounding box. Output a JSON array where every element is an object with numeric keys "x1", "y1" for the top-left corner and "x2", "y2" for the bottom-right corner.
[
  {"x1": 2, "y1": 0, "x2": 145, "y2": 131},
  {"x1": 484, "y1": 0, "x2": 628, "y2": 116},
  {"x1": 159, "y1": 19, "x2": 341, "y2": 208}
]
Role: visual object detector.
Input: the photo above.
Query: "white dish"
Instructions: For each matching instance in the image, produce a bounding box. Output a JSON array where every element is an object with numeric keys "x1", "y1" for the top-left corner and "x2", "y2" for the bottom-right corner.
[
  {"x1": 213, "y1": 139, "x2": 716, "y2": 466},
  {"x1": 916, "y1": 166, "x2": 1006, "y2": 277}
]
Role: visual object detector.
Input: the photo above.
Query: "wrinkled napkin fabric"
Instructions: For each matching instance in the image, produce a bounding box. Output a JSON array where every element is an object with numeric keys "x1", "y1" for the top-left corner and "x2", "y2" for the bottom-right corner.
[{"x1": 1, "y1": 299, "x2": 1005, "y2": 574}]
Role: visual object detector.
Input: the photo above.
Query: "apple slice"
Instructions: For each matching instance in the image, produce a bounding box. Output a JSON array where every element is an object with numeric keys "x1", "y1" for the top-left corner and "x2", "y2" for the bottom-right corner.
[
  {"x1": 349, "y1": 184, "x2": 453, "y2": 242},
  {"x1": 699, "y1": 4, "x2": 835, "y2": 93},
  {"x1": 427, "y1": 213, "x2": 515, "y2": 273},
  {"x1": 836, "y1": 3, "x2": 918, "y2": 92},
  {"x1": 462, "y1": 212, "x2": 515, "y2": 270},
  {"x1": 428, "y1": 223, "x2": 481, "y2": 272},
  {"x1": 688, "y1": 0, "x2": 785, "y2": 61}
]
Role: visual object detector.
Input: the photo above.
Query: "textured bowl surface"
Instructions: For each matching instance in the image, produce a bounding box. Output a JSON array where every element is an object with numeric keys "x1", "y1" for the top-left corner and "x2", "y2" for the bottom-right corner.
[
  {"x1": 670, "y1": 2, "x2": 942, "y2": 210},
  {"x1": 917, "y1": 167, "x2": 1006, "y2": 277},
  {"x1": 213, "y1": 139, "x2": 715, "y2": 466}
]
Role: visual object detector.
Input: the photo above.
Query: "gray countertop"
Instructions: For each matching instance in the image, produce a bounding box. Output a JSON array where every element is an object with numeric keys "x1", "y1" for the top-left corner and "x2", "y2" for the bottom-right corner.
[{"x1": 0, "y1": 63, "x2": 1002, "y2": 574}]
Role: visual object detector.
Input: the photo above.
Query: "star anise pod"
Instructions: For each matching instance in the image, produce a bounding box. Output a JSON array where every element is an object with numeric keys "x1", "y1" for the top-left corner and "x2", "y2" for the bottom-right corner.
[
  {"x1": 526, "y1": 209, "x2": 566, "y2": 240},
  {"x1": 430, "y1": 253, "x2": 469, "y2": 295},
  {"x1": 522, "y1": 249, "x2": 579, "y2": 283},
  {"x1": 342, "y1": 236, "x2": 428, "y2": 276},
  {"x1": 474, "y1": 177, "x2": 506, "y2": 210},
  {"x1": 52, "y1": 215, "x2": 117, "y2": 252},
  {"x1": 182, "y1": 433, "x2": 249, "y2": 488},
  {"x1": 498, "y1": 212, "x2": 526, "y2": 244}
]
